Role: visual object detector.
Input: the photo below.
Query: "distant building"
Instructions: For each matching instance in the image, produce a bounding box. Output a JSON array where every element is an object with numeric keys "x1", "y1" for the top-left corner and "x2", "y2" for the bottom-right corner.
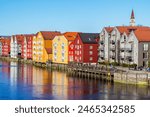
[
  {"x1": 52, "y1": 32, "x2": 78, "y2": 64},
  {"x1": 0, "y1": 36, "x2": 11, "y2": 57},
  {"x1": 22, "y1": 34, "x2": 34, "y2": 60},
  {"x1": 74, "y1": 33, "x2": 99, "y2": 63}
]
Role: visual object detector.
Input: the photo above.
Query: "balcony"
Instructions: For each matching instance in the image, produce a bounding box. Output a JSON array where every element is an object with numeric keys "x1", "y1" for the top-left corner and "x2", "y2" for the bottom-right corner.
[
  {"x1": 110, "y1": 55, "x2": 115, "y2": 59},
  {"x1": 110, "y1": 47, "x2": 115, "y2": 52},
  {"x1": 100, "y1": 47, "x2": 104, "y2": 51},
  {"x1": 126, "y1": 48, "x2": 132, "y2": 52},
  {"x1": 120, "y1": 48, "x2": 125, "y2": 52},
  {"x1": 100, "y1": 40, "x2": 104, "y2": 45},
  {"x1": 126, "y1": 56, "x2": 133, "y2": 62},
  {"x1": 120, "y1": 55, "x2": 125, "y2": 60},
  {"x1": 110, "y1": 40, "x2": 115, "y2": 45}
]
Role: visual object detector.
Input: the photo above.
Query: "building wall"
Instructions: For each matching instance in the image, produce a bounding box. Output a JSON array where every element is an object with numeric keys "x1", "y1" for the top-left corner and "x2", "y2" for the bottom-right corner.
[
  {"x1": 74, "y1": 35, "x2": 83, "y2": 63},
  {"x1": 27, "y1": 37, "x2": 33, "y2": 59},
  {"x1": 68, "y1": 41, "x2": 74, "y2": 62},
  {"x1": 2, "y1": 40, "x2": 10, "y2": 57},
  {"x1": 138, "y1": 42, "x2": 150, "y2": 68},
  {"x1": 0, "y1": 42, "x2": 2, "y2": 56},
  {"x1": 32, "y1": 36, "x2": 37, "y2": 61},
  {"x1": 52, "y1": 36, "x2": 68, "y2": 64},
  {"x1": 99, "y1": 28, "x2": 110, "y2": 62},
  {"x1": 10, "y1": 36, "x2": 18, "y2": 58},
  {"x1": 83, "y1": 44, "x2": 98, "y2": 63},
  {"x1": 33, "y1": 32, "x2": 50, "y2": 63}
]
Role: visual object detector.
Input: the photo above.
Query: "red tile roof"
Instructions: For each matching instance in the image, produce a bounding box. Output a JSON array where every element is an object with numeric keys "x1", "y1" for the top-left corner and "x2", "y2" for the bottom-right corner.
[
  {"x1": 64, "y1": 32, "x2": 78, "y2": 41},
  {"x1": 40, "y1": 31, "x2": 61, "y2": 40},
  {"x1": 105, "y1": 27, "x2": 114, "y2": 33},
  {"x1": 115, "y1": 26, "x2": 150, "y2": 42},
  {"x1": 134, "y1": 30, "x2": 150, "y2": 42}
]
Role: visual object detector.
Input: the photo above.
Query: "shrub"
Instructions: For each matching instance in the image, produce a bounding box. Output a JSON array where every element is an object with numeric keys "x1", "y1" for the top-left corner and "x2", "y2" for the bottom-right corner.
[{"x1": 111, "y1": 62, "x2": 119, "y2": 66}]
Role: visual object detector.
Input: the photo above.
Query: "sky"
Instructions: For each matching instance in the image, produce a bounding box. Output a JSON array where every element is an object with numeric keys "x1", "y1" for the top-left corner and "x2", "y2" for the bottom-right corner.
[{"x1": 0, "y1": 0, "x2": 150, "y2": 35}]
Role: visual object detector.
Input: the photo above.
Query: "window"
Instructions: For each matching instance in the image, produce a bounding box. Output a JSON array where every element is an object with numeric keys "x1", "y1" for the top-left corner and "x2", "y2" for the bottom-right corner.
[
  {"x1": 77, "y1": 40, "x2": 79, "y2": 44},
  {"x1": 144, "y1": 44, "x2": 148, "y2": 51},
  {"x1": 143, "y1": 52, "x2": 148, "y2": 59},
  {"x1": 62, "y1": 43, "x2": 65, "y2": 49},
  {"x1": 89, "y1": 51, "x2": 93, "y2": 55},
  {"x1": 89, "y1": 46, "x2": 93, "y2": 49},
  {"x1": 62, "y1": 53, "x2": 64, "y2": 57},
  {"x1": 70, "y1": 44, "x2": 74, "y2": 49},
  {"x1": 89, "y1": 57, "x2": 93, "y2": 61}
]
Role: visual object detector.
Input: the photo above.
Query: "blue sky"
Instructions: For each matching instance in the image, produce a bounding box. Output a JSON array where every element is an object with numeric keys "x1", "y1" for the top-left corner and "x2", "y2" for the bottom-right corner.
[{"x1": 0, "y1": 0, "x2": 150, "y2": 35}]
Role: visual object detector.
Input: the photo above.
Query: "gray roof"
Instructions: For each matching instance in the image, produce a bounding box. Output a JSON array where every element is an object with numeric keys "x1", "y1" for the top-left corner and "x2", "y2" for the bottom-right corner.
[
  {"x1": 0, "y1": 36, "x2": 11, "y2": 39},
  {"x1": 79, "y1": 33, "x2": 99, "y2": 44}
]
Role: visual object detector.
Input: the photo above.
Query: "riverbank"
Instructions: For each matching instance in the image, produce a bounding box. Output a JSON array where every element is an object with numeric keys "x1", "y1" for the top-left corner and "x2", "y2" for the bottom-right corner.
[{"x1": 0, "y1": 56, "x2": 150, "y2": 86}]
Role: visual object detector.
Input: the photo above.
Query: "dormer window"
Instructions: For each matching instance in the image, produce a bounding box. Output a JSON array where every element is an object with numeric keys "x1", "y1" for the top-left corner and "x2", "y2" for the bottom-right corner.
[{"x1": 88, "y1": 38, "x2": 91, "y2": 41}]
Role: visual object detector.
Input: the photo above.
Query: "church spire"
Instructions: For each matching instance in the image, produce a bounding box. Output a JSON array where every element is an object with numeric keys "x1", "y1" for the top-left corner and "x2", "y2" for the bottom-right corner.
[{"x1": 130, "y1": 10, "x2": 136, "y2": 26}]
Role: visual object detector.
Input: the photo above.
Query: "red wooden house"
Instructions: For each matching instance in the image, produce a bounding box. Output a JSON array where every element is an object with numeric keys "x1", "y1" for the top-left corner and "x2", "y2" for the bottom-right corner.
[
  {"x1": 73, "y1": 33, "x2": 99, "y2": 63},
  {"x1": 1, "y1": 37, "x2": 11, "y2": 57},
  {"x1": 68, "y1": 41, "x2": 75, "y2": 62}
]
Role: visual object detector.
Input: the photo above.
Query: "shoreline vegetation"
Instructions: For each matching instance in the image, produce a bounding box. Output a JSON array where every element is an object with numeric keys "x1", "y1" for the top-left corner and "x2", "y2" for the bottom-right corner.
[{"x1": 0, "y1": 57, "x2": 150, "y2": 86}]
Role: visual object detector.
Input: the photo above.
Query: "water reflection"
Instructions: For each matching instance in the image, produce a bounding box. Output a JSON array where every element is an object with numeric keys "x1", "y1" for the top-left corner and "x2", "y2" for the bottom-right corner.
[{"x1": 0, "y1": 61, "x2": 150, "y2": 100}]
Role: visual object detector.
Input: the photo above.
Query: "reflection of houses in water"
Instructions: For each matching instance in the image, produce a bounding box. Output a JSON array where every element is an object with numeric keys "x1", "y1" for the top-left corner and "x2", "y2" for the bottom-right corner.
[
  {"x1": 32, "y1": 67, "x2": 52, "y2": 98},
  {"x1": 18, "y1": 64, "x2": 33, "y2": 84},
  {"x1": 67, "y1": 78, "x2": 97, "y2": 99},
  {"x1": 10, "y1": 62, "x2": 18, "y2": 86},
  {"x1": 52, "y1": 71, "x2": 68, "y2": 99},
  {"x1": 1, "y1": 61, "x2": 10, "y2": 77}
]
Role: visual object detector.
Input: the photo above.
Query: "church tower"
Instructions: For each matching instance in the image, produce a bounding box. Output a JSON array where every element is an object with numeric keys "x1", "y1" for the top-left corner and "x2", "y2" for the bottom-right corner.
[{"x1": 130, "y1": 10, "x2": 136, "y2": 26}]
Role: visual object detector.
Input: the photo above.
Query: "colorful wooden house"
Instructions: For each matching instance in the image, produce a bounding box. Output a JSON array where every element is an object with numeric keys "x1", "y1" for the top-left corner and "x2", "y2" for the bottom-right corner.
[
  {"x1": 73, "y1": 33, "x2": 99, "y2": 63},
  {"x1": 2, "y1": 37, "x2": 11, "y2": 57},
  {"x1": 0, "y1": 36, "x2": 11, "y2": 57},
  {"x1": 32, "y1": 31, "x2": 61, "y2": 63},
  {"x1": 52, "y1": 32, "x2": 78, "y2": 64},
  {"x1": 22, "y1": 34, "x2": 34, "y2": 60}
]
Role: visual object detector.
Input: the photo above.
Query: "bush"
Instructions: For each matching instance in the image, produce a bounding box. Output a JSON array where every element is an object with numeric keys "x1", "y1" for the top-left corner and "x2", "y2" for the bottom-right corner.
[
  {"x1": 111, "y1": 62, "x2": 119, "y2": 66},
  {"x1": 129, "y1": 64, "x2": 137, "y2": 68},
  {"x1": 121, "y1": 63, "x2": 129, "y2": 67}
]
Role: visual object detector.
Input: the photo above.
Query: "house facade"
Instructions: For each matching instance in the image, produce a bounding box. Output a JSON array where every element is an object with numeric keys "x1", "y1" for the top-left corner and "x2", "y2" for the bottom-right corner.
[
  {"x1": 32, "y1": 31, "x2": 61, "y2": 63},
  {"x1": 10, "y1": 35, "x2": 24, "y2": 58},
  {"x1": 22, "y1": 35, "x2": 34, "y2": 60},
  {"x1": 99, "y1": 27, "x2": 113, "y2": 62},
  {"x1": 52, "y1": 32, "x2": 78, "y2": 64},
  {"x1": 0, "y1": 36, "x2": 11, "y2": 57},
  {"x1": 2, "y1": 38, "x2": 11, "y2": 57},
  {"x1": 74, "y1": 33, "x2": 99, "y2": 63}
]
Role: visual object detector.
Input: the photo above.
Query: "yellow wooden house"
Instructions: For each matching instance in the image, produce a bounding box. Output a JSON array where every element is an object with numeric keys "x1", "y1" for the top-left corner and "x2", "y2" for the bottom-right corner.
[
  {"x1": 32, "y1": 31, "x2": 61, "y2": 63},
  {"x1": 52, "y1": 32, "x2": 78, "y2": 64}
]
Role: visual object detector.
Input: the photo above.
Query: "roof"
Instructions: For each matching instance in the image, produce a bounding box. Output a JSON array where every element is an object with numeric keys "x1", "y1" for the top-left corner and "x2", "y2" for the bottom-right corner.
[
  {"x1": 40, "y1": 31, "x2": 61, "y2": 40},
  {"x1": 131, "y1": 10, "x2": 135, "y2": 19},
  {"x1": 78, "y1": 33, "x2": 99, "y2": 44},
  {"x1": 45, "y1": 48, "x2": 52, "y2": 54},
  {"x1": 24, "y1": 34, "x2": 35, "y2": 41},
  {"x1": 116, "y1": 26, "x2": 150, "y2": 35},
  {"x1": 134, "y1": 29, "x2": 150, "y2": 42},
  {"x1": 0, "y1": 36, "x2": 11, "y2": 39},
  {"x1": 105, "y1": 27, "x2": 114, "y2": 33},
  {"x1": 64, "y1": 32, "x2": 78, "y2": 41}
]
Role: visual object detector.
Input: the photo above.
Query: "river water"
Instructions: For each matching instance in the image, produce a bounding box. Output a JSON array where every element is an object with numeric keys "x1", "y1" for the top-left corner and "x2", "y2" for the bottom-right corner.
[{"x1": 0, "y1": 61, "x2": 150, "y2": 100}]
